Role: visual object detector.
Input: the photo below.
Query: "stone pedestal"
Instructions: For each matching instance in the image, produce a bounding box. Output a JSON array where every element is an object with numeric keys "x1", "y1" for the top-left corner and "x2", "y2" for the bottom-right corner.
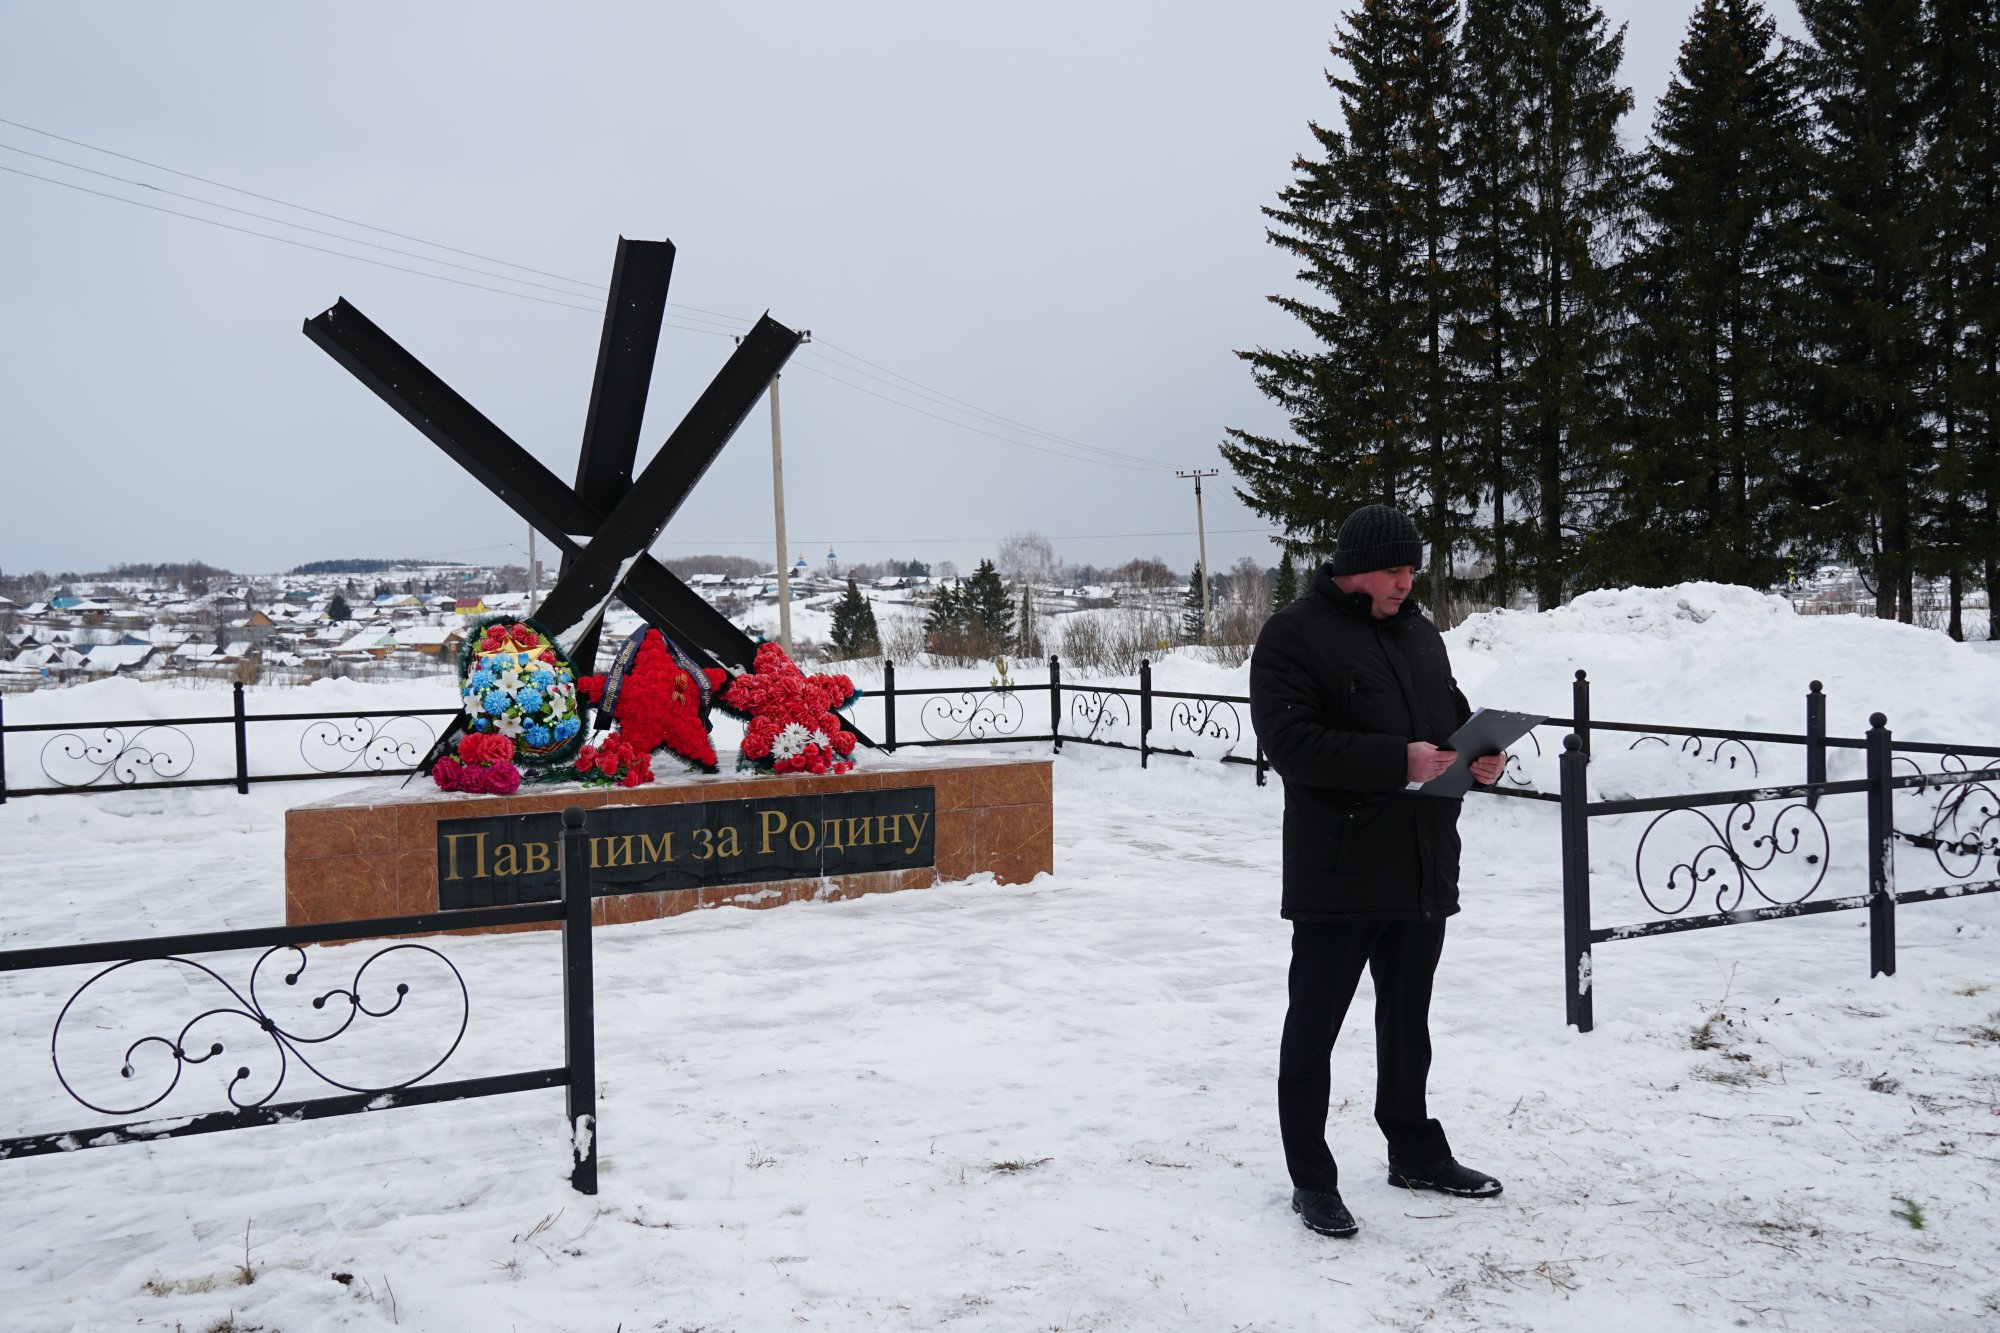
[{"x1": 285, "y1": 753, "x2": 1053, "y2": 932}]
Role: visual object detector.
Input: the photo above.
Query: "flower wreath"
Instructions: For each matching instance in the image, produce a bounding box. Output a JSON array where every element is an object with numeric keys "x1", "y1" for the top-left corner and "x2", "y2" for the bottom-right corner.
[
  {"x1": 452, "y1": 616, "x2": 587, "y2": 769},
  {"x1": 716, "y1": 641, "x2": 859, "y2": 776},
  {"x1": 576, "y1": 627, "x2": 730, "y2": 775}
]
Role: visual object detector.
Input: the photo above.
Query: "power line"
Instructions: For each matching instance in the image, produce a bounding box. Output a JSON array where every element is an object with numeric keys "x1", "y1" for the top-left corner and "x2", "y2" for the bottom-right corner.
[
  {"x1": 811, "y1": 335, "x2": 1161, "y2": 467},
  {"x1": 791, "y1": 361, "x2": 1161, "y2": 473},
  {"x1": 0, "y1": 160, "x2": 616, "y2": 315},
  {"x1": 0, "y1": 113, "x2": 609, "y2": 293},
  {"x1": 3, "y1": 117, "x2": 1167, "y2": 470},
  {"x1": 0, "y1": 118, "x2": 1175, "y2": 474},
  {"x1": 0, "y1": 139, "x2": 621, "y2": 303},
  {"x1": 799, "y1": 344, "x2": 1160, "y2": 468},
  {"x1": 3, "y1": 159, "x2": 1166, "y2": 476},
  {"x1": 0, "y1": 113, "x2": 767, "y2": 330}
]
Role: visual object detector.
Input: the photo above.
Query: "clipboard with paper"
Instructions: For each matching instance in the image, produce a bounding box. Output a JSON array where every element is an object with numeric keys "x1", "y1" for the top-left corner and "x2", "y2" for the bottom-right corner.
[{"x1": 1415, "y1": 707, "x2": 1547, "y2": 798}]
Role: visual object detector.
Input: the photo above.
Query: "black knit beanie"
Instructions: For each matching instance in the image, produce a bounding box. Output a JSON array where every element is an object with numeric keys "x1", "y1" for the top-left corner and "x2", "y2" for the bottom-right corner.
[{"x1": 1329, "y1": 504, "x2": 1423, "y2": 575}]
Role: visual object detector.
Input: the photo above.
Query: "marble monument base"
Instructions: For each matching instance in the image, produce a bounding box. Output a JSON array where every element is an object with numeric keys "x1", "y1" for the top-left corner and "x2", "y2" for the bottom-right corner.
[{"x1": 284, "y1": 752, "x2": 1053, "y2": 933}]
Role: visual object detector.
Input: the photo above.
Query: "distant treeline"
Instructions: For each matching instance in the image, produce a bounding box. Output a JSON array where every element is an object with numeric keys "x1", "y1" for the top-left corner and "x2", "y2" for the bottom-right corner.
[{"x1": 289, "y1": 558, "x2": 456, "y2": 575}]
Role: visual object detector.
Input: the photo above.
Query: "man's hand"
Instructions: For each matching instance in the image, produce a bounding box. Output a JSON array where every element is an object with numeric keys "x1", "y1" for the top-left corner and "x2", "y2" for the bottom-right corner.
[
  {"x1": 1469, "y1": 751, "x2": 1507, "y2": 786},
  {"x1": 1406, "y1": 742, "x2": 1457, "y2": 784}
]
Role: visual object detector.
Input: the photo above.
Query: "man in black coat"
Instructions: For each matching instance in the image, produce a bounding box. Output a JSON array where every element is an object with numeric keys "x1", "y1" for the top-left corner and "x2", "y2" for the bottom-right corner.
[{"x1": 1248, "y1": 503, "x2": 1505, "y2": 1239}]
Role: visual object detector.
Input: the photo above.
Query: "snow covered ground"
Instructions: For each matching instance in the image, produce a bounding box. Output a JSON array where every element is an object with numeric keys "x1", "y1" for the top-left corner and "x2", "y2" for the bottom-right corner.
[{"x1": 2, "y1": 585, "x2": 1997, "y2": 1331}]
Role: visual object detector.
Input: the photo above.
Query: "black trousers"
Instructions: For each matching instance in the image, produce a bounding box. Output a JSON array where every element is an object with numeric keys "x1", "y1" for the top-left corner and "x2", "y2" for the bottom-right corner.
[{"x1": 1277, "y1": 918, "x2": 1450, "y2": 1192}]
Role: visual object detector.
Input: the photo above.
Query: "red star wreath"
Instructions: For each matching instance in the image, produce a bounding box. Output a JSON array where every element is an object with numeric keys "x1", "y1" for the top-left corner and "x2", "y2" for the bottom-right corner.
[
  {"x1": 718, "y1": 641, "x2": 859, "y2": 775},
  {"x1": 577, "y1": 628, "x2": 729, "y2": 774}
]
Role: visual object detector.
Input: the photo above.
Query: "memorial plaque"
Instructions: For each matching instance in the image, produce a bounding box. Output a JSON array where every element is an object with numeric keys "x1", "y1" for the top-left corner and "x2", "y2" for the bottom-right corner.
[{"x1": 436, "y1": 785, "x2": 936, "y2": 910}]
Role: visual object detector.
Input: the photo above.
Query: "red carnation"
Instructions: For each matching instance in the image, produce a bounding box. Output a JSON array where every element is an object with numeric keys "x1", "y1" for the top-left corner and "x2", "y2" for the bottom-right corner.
[{"x1": 487, "y1": 761, "x2": 522, "y2": 795}]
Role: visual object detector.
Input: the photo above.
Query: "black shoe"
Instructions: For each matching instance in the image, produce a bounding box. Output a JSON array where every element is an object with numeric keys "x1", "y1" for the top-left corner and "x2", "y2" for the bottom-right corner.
[
  {"x1": 1291, "y1": 1188, "x2": 1359, "y2": 1237},
  {"x1": 1387, "y1": 1157, "x2": 1503, "y2": 1198}
]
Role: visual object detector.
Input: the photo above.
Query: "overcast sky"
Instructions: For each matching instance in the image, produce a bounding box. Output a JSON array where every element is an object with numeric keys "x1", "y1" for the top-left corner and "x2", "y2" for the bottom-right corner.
[{"x1": 0, "y1": 1, "x2": 1803, "y2": 581}]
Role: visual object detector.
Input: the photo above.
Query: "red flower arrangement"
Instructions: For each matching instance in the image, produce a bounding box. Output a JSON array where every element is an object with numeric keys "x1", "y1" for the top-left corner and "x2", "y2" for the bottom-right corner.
[
  {"x1": 478, "y1": 621, "x2": 556, "y2": 662},
  {"x1": 576, "y1": 629, "x2": 728, "y2": 774},
  {"x1": 571, "y1": 732, "x2": 655, "y2": 788},
  {"x1": 432, "y1": 731, "x2": 524, "y2": 795},
  {"x1": 718, "y1": 641, "x2": 858, "y2": 776}
]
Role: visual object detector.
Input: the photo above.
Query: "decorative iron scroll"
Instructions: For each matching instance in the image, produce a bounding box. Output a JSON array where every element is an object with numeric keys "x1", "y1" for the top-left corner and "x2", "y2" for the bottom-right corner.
[
  {"x1": 299, "y1": 715, "x2": 440, "y2": 774},
  {"x1": 1629, "y1": 732, "x2": 1759, "y2": 777},
  {"x1": 39, "y1": 725, "x2": 197, "y2": 789},
  {"x1": 916, "y1": 690, "x2": 1027, "y2": 742},
  {"x1": 50, "y1": 944, "x2": 469, "y2": 1117},
  {"x1": 1066, "y1": 690, "x2": 1132, "y2": 743},
  {"x1": 1632, "y1": 801, "x2": 1828, "y2": 916},
  {"x1": 1891, "y1": 754, "x2": 2000, "y2": 880},
  {"x1": 1503, "y1": 729, "x2": 1544, "y2": 788},
  {"x1": 1162, "y1": 698, "x2": 1243, "y2": 746}
]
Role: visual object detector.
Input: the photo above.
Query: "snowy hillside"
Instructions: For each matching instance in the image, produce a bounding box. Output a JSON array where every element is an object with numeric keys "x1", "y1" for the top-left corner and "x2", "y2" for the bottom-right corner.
[{"x1": 1, "y1": 585, "x2": 1995, "y2": 1331}]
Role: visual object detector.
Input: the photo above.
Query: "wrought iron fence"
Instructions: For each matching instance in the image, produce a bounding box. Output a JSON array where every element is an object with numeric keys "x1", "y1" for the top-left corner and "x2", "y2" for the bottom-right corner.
[
  {"x1": 876, "y1": 658, "x2": 1274, "y2": 781},
  {"x1": 9, "y1": 662, "x2": 1996, "y2": 1036},
  {"x1": 0, "y1": 681, "x2": 459, "y2": 800},
  {"x1": 0, "y1": 808, "x2": 601, "y2": 1194},
  {"x1": 1554, "y1": 672, "x2": 2000, "y2": 1032}
]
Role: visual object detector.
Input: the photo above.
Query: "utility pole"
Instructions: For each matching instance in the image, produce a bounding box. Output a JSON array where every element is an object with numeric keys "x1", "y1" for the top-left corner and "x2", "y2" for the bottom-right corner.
[
  {"x1": 527, "y1": 525, "x2": 539, "y2": 617},
  {"x1": 1177, "y1": 468, "x2": 1218, "y2": 644},
  {"x1": 759, "y1": 330, "x2": 811, "y2": 656}
]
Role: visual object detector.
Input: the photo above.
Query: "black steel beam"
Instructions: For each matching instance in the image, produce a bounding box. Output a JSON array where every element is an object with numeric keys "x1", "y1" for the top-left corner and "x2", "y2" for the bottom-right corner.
[
  {"x1": 301, "y1": 299, "x2": 745, "y2": 663},
  {"x1": 568, "y1": 238, "x2": 676, "y2": 674},
  {"x1": 303, "y1": 300, "x2": 600, "y2": 537},
  {"x1": 304, "y1": 284, "x2": 874, "y2": 760},
  {"x1": 532, "y1": 314, "x2": 800, "y2": 632}
]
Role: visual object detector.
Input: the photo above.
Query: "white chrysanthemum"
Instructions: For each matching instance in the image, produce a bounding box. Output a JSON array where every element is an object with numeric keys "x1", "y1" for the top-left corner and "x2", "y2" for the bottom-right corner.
[
  {"x1": 808, "y1": 729, "x2": 831, "y2": 752},
  {"x1": 771, "y1": 722, "x2": 812, "y2": 760}
]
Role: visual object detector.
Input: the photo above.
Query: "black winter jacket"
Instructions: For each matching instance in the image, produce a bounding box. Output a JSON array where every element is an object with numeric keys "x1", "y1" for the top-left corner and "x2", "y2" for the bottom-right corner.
[{"x1": 1249, "y1": 566, "x2": 1473, "y2": 923}]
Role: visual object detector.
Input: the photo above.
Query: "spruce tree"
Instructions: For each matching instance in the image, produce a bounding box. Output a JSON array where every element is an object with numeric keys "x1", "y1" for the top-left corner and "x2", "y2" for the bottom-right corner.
[
  {"x1": 1796, "y1": 0, "x2": 1933, "y2": 621},
  {"x1": 829, "y1": 577, "x2": 880, "y2": 657},
  {"x1": 1509, "y1": 0, "x2": 1641, "y2": 608},
  {"x1": 1452, "y1": 0, "x2": 1534, "y2": 605},
  {"x1": 326, "y1": 592, "x2": 351, "y2": 622},
  {"x1": 1401, "y1": 0, "x2": 1476, "y2": 623},
  {"x1": 962, "y1": 560, "x2": 1015, "y2": 658},
  {"x1": 1274, "y1": 551, "x2": 1301, "y2": 609},
  {"x1": 1921, "y1": 0, "x2": 2000, "y2": 637},
  {"x1": 1607, "y1": 0, "x2": 1811, "y2": 589},
  {"x1": 1225, "y1": 0, "x2": 1469, "y2": 569},
  {"x1": 924, "y1": 581, "x2": 968, "y2": 659},
  {"x1": 1182, "y1": 562, "x2": 1209, "y2": 643}
]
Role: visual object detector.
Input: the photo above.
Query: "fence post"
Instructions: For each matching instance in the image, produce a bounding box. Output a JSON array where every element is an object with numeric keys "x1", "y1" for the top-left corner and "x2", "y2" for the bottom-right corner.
[
  {"x1": 1866, "y1": 712, "x2": 1896, "y2": 979},
  {"x1": 1049, "y1": 655, "x2": 1062, "y2": 752},
  {"x1": 231, "y1": 681, "x2": 250, "y2": 795},
  {"x1": 1805, "y1": 680, "x2": 1826, "y2": 811},
  {"x1": 1139, "y1": 660, "x2": 1152, "y2": 769},
  {"x1": 1560, "y1": 733, "x2": 1594, "y2": 1032},
  {"x1": 1571, "y1": 670, "x2": 1591, "y2": 758},
  {"x1": 882, "y1": 660, "x2": 898, "y2": 752},
  {"x1": 560, "y1": 806, "x2": 599, "y2": 1195},
  {"x1": 0, "y1": 694, "x2": 8, "y2": 805}
]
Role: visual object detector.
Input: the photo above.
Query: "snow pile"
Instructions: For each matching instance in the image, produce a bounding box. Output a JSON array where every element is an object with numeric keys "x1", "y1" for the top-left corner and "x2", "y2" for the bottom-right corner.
[
  {"x1": 1, "y1": 590, "x2": 1997, "y2": 1330},
  {"x1": 1449, "y1": 581, "x2": 2000, "y2": 746}
]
